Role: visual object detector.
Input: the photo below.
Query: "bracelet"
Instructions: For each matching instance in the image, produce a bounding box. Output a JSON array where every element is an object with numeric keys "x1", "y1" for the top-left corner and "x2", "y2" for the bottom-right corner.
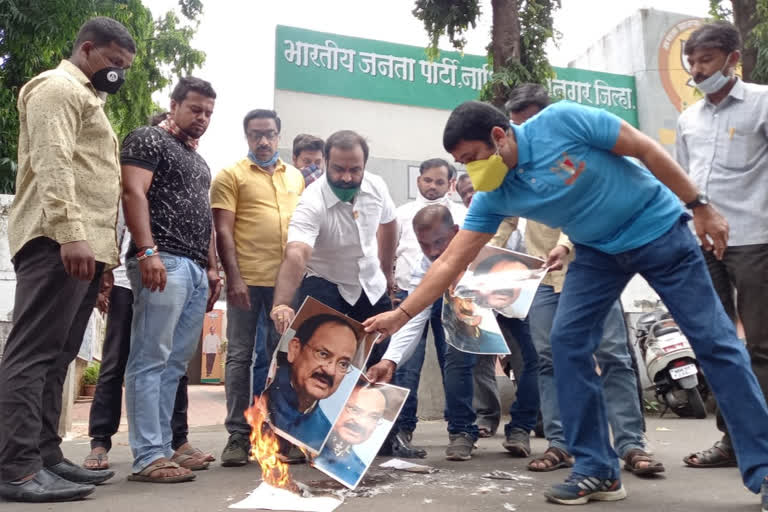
[
  {"x1": 398, "y1": 305, "x2": 413, "y2": 320},
  {"x1": 136, "y1": 245, "x2": 159, "y2": 261}
]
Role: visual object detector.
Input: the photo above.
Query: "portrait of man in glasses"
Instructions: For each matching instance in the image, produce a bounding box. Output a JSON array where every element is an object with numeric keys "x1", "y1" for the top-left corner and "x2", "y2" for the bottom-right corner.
[
  {"x1": 314, "y1": 378, "x2": 409, "y2": 488},
  {"x1": 266, "y1": 313, "x2": 360, "y2": 451}
]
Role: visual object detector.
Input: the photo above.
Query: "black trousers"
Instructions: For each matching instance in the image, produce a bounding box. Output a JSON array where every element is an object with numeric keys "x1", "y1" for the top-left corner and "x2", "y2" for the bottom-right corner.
[
  {"x1": 88, "y1": 285, "x2": 189, "y2": 451},
  {"x1": 703, "y1": 244, "x2": 768, "y2": 442},
  {"x1": 0, "y1": 237, "x2": 103, "y2": 482}
]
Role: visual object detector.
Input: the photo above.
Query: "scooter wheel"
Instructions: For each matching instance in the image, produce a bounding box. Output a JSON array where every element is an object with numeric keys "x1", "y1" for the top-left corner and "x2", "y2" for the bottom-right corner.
[{"x1": 686, "y1": 387, "x2": 707, "y2": 419}]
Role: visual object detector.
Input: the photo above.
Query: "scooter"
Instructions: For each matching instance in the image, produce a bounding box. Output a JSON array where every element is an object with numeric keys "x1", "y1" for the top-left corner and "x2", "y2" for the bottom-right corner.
[{"x1": 634, "y1": 310, "x2": 708, "y2": 419}]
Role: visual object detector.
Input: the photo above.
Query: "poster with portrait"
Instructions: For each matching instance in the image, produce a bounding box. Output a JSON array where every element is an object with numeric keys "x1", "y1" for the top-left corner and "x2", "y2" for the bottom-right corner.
[
  {"x1": 312, "y1": 375, "x2": 409, "y2": 489},
  {"x1": 441, "y1": 288, "x2": 510, "y2": 355},
  {"x1": 200, "y1": 309, "x2": 225, "y2": 384},
  {"x1": 454, "y1": 246, "x2": 547, "y2": 319},
  {"x1": 263, "y1": 297, "x2": 380, "y2": 454}
]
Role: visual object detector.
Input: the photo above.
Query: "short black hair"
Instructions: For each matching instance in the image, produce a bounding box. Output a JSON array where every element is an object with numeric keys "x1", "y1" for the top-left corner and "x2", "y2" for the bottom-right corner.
[
  {"x1": 171, "y1": 77, "x2": 216, "y2": 103},
  {"x1": 293, "y1": 134, "x2": 325, "y2": 159},
  {"x1": 413, "y1": 204, "x2": 455, "y2": 232},
  {"x1": 294, "y1": 314, "x2": 358, "y2": 348},
  {"x1": 443, "y1": 101, "x2": 509, "y2": 153},
  {"x1": 456, "y1": 173, "x2": 471, "y2": 185},
  {"x1": 325, "y1": 130, "x2": 369, "y2": 164},
  {"x1": 74, "y1": 16, "x2": 136, "y2": 54},
  {"x1": 474, "y1": 253, "x2": 530, "y2": 275},
  {"x1": 684, "y1": 21, "x2": 741, "y2": 56},
  {"x1": 243, "y1": 109, "x2": 281, "y2": 134},
  {"x1": 419, "y1": 158, "x2": 456, "y2": 180},
  {"x1": 505, "y1": 83, "x2": 550, "y2": 116}
]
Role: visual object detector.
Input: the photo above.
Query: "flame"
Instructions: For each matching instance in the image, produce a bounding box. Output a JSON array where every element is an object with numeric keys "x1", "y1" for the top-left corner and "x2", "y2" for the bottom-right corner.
[{"x1": 244, "y1": 397, "x2": 297, "y2": 492}]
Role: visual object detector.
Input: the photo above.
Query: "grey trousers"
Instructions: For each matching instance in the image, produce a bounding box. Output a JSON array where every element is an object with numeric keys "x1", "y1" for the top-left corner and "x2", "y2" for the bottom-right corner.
[
  {"x1": 0, "y1": 237, "x2": 102, "y2": 482},
  {"x1": 473, "y1": 355, "x2": 501, "y2": 433}
]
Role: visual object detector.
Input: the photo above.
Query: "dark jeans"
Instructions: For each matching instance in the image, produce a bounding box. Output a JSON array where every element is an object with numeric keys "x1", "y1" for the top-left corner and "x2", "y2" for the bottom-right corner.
[
  {"x1": 703, "y1": 244, "x2": 768, "y2": 444},
  {"x1": 252, "y1": 308, "x2": 271, "y2": 397},
  {"x1": 553, "y1": 215, "x2": 768, "y2": 492},
  {"x1": 225, "y1": 286, "x2": 280, "y2": 436},
  {"x1": 297, "y1": 276, "x2": 392, "y2": 365},
  {"x1": 88, "y1": 285, "x2": 189, "y2": 452},
  {"x1": 443, "y1": 315, "x2": 535, "y2": 440},
  {"x1": 0, "y1": 237, "x2": 103, "y2": 482},
  {"x1": 392, "y1": 290, "x2": 446, "y2": 432}
]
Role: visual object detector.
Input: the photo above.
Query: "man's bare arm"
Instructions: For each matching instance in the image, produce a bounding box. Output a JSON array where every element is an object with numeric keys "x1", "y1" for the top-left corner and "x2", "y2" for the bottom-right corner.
[
  {"x1": 212, "y1": 208, "x2": 250, "y2": 310},
  {"x1": 364, "y1": 229, "x2": 493, "y2": 336},
  {"x1": 612, "y1": 121, "x2": 728, "y2": 258},
  {"x1": 271, "y1": 242, "x2": 313, "y2": 333},
  {"x1": 377, "y1": 219, "x2": 398, "y2": 295}
]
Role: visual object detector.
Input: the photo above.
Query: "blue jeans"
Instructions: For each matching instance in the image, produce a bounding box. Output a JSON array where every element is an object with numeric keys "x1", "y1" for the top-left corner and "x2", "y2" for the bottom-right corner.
[
  {"x1": 530, "y1": 285, "x2": 644, "y2": 457},
  {"x1": 444, "y1": 316, "x2": 536, "y2": 440},
  {"x1": 393, "y1": 290, "x2": 446, "y2": 432},
  {"x1": 552, "y1": 215, "x2": 768, "y2": 492},
  {"x1": 225, "y1": 286, "x2": 279, "y2": 436},
  {"x1": 124, "y1": 254, "x2": 208, "y2": 473}
]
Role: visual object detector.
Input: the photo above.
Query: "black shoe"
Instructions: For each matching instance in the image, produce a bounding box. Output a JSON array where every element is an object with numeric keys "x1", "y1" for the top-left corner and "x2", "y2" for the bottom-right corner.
[
  {"x1": 391, "y1": 430, "x2": 427, "y2": 459},
  {"x1": 0, "y1": 469, "x2": 95, "y2": 502},
  {"x1": 46, "y1": 459, "x2": 114, "y2": 485},
  {"x1": 221, "y1": 432, "x2": 250, "y2": 467}
]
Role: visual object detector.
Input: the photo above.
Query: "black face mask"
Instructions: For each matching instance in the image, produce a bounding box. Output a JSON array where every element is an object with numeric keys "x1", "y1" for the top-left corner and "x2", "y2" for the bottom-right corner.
[{"x1": 91, "y1": 67, "x2": 125, "y2": 95}]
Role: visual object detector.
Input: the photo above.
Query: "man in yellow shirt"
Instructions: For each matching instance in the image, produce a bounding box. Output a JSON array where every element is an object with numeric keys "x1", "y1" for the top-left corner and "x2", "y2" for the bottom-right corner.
[
  {"x1": 0, "y1": 17, "x2": 135, "y2": 502},
  {"x1": 211, "y1": 109, "x2": 305, "y2": 466}
]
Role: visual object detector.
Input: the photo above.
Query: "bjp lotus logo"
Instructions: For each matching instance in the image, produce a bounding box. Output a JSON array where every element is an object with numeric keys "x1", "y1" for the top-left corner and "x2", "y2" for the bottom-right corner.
[{"x1": 659, "y1": 18, "x2": 741, "y2": 112}]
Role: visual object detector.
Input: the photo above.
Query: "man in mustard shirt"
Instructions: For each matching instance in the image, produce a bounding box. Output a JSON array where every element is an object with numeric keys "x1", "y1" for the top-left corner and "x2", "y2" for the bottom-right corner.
[
  {"x1": 0, "y1": 17, "x2": 135, "y2": 502},
  {"x1": 212, "y1": 109, "x2": 305, "y2": 466}
]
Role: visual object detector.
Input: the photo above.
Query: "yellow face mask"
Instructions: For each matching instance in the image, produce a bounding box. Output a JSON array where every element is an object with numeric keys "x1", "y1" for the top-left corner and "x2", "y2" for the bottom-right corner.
[{"x1": 465, "y1": 153, "x2": 509, "y2": 192}]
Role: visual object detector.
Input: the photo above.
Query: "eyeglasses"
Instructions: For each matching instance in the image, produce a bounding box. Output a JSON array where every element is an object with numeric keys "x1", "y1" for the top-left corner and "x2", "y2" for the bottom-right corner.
[
  {"x1": 246, "y1": 130, "x2": 279, "y2": 142},
  {"x1": 344, "y1": 403, "x2": 384, "y2": 423},
  {"x1": 305, "y1": 344, "x2": 354, "y2": 374}
]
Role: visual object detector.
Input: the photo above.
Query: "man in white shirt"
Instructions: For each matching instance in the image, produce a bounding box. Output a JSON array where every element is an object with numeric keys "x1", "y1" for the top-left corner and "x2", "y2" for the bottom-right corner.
[
  {"x1": 382, "y1": 159, "x2": 465, "y2": 457},
  {"x1": 271, "y1": 130, "x2": 398, "y2": 349}
]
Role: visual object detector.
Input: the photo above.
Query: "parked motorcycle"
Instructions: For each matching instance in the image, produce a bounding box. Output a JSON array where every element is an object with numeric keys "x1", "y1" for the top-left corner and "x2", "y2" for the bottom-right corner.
[{"x1": 634, "y1": 310, "x2": 708, "y2": 419}]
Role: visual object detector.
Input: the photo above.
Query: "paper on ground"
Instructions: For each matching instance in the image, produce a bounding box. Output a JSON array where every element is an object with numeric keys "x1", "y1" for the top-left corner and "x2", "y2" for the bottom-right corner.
[
  {"x1": 379, "y1": 458, "x2": 437, "y2": 473},
  {"x1": 229, "y1": 482, "x2": 342, "y2": 512}
]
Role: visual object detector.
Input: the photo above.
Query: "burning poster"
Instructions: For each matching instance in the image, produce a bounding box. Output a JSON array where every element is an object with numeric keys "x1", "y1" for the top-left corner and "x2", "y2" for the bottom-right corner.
[
  {"x1": 312, "y1": 376, "x2": 409, "y2": 489},
  {"x1": 263, "y1": 297, "x2": 378, "y2": 454},
  {"x1": 454, "y1": 246, "x2": 547, "y2": 319}
]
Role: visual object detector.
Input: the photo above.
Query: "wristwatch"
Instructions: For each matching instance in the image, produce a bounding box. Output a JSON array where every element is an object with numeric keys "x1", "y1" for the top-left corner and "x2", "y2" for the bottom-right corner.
[{"x1": 685, "y1": 192, "x2": 710, "y2": 210}]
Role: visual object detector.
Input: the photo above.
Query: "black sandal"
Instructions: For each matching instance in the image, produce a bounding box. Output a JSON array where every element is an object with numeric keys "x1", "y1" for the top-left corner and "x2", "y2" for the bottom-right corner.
[
  {"x1": 683, "y1": 440, "x2": 738, "y2": 468},
  {"x1": 624, "y1": 448, "x2": 665, "y2": 476}
]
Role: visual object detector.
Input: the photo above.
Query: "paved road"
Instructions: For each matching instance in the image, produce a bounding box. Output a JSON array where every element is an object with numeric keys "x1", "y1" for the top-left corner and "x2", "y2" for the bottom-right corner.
[{"x1": 2, "y1": 416, "x2": 761, "y2": 512}]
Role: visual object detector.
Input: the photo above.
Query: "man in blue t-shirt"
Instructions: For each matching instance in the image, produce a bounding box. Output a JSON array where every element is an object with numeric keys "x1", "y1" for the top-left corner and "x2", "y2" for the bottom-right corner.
[{"x1": 364, "y1": 100, "x2": 768, "y2": 508}]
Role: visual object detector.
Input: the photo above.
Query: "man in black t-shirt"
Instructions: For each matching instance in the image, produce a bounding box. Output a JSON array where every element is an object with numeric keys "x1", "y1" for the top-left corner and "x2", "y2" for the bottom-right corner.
[{"x1": 120, "y1": 77, "x2": 222, "y2": 483}]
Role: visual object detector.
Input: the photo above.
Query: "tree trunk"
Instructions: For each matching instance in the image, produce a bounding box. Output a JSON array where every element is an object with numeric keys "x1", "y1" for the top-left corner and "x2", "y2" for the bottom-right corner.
[
  {"x1": 491, "y1": 0, "x2": 521, "y2": 107},
  {"x1": 731, "y1": 0, "x2": 758, "y2": 82}
]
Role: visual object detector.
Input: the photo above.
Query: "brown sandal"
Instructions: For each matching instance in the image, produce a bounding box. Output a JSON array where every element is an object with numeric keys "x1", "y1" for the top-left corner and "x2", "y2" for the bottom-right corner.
[
  {"x1": 683, "y1": 440, "x2": 737, "y2": 468},
  {"x1": 624, "y1": 448, "x2": 665, "y2": 476},
  {"x1": 127, "y1": 460, "x2": 196, "y2": 483},
  {"x1": 527, "y1": 446, "x2": 574, "y2": 472}
]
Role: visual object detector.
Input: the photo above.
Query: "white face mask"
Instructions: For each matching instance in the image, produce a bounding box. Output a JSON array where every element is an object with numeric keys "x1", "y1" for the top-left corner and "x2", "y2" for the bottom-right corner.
[{"x1": 694, "y1": 52, "x2": 733, "y2": 95}]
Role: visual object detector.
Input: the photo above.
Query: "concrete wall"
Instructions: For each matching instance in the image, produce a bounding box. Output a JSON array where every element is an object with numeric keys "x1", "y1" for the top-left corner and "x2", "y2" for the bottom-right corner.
[{"x1": 569, "y1": 8, "x2": 702, "y2": 154}]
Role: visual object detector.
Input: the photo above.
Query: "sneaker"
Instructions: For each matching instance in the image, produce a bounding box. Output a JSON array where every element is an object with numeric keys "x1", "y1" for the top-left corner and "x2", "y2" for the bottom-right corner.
[
  {"x1": 221, "y1": 432, "x2": 250, "y2": 467},
  {"x1": 762, "y1": 477, "x2": 768, "y2": 512},
  {"x1": 545, "y1": 473, "x2": 627, "y2": 505},
  {"x1": 502, "y1": 427, "x2": 531, "y2": 457},
  {"x1": 277, "y1": 444, "x2": 306, "y2": 464},
  {"x1": 445, "y1": 433, "x2": 475, "y2": 461}
]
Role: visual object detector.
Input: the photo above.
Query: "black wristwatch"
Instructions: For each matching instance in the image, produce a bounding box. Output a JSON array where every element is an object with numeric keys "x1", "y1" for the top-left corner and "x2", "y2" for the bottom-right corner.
[{"x1": 685, "y1": 192, "x2": 710, "y2": 210}]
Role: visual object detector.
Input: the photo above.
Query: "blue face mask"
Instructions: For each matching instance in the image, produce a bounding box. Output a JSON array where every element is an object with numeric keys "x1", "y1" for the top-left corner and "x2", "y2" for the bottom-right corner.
[{"x1": 248, "y1": 150, "x2": 279, "y2": 168}]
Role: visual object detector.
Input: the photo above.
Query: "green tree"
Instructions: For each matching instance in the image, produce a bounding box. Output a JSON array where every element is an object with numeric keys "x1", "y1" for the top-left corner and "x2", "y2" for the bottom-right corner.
[
  {"x1": 0, "y1": 0, "x2": 206, "y2": 193},
  {"x1": 412, "y1": 0, "x2": 560, "y2": 107},
  {"x1": 710, "y1": 0, "x2": 768, "y2": 84}
]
